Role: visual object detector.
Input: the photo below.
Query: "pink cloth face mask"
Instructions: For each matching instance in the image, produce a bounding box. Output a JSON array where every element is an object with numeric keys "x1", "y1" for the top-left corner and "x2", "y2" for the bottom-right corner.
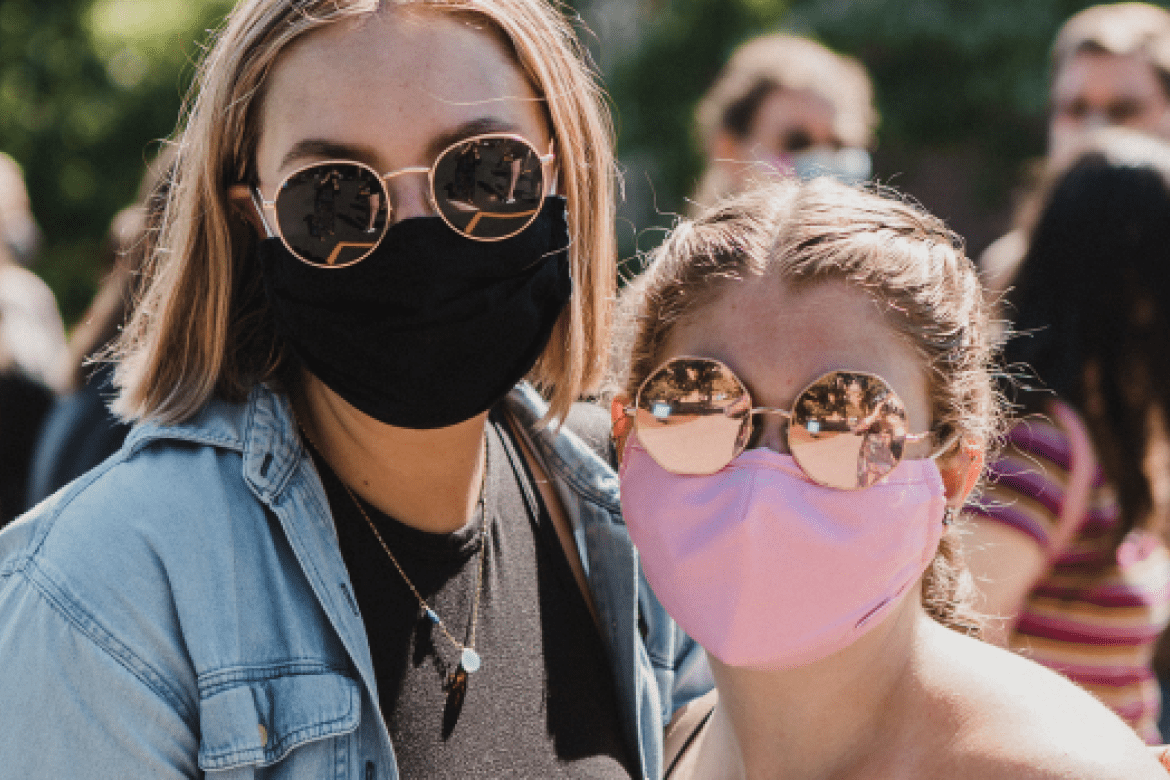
[{"x1": 620, "y1": 433, "x2": 947, "y2": 670}]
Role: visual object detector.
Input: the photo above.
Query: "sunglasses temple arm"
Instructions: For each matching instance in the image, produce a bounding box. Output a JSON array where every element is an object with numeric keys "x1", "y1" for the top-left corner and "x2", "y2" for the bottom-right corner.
[
  {"x1": 249, "y1": 188, "x2": 278, "y2": 239},
  {"x1": 541, "y1": 152, "x2": 559, "y2": 196}
]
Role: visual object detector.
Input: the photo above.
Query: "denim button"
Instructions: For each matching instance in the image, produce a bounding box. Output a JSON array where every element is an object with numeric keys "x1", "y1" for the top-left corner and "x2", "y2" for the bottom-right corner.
[{"x1": 258, "y1": 723, "x2": 268, "y2": 745}]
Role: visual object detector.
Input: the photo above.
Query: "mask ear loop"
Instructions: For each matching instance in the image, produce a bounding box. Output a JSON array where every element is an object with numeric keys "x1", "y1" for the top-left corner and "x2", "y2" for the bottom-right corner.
[
  {"x1": 929, "y1": 431, "x2": 975, "y2": 527},
  {"x1": 610, "y1": 398, "x2": 634, "y2": 462}
]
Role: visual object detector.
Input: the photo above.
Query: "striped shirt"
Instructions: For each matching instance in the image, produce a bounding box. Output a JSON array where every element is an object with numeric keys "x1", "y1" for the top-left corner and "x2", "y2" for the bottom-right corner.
[{"x1": 969, "y1": 407, "x2": 1170, "y2": 743}]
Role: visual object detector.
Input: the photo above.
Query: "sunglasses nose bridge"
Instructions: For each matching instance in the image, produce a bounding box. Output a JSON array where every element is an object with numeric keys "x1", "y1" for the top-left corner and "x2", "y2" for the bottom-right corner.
[
  {"x1": 379, "y1": 166, "x2": 436, "y2": 224},
  {"x1": 747, "y1": 407, "x2": 792, "y2": 455}
]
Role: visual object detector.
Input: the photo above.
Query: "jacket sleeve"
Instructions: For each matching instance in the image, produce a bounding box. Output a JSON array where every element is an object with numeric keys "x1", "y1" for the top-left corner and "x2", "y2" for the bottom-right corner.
[
  {"x1": 635, "y1": 567, "x2": 714, "y2": 727},
  {"x1": 667, "y1": 622, "x2": 714, "y2": 719},
  {"x1": 0, "y1": 565, "x2": 199, "y2": 779}
]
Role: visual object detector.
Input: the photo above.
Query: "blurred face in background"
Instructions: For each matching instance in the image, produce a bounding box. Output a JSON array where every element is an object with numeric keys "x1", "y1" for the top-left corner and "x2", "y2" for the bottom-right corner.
[
  {"x1": 727, "y1": 87, "x2": 840, "y2": 164},
  {"x1": 714, "y1": 86, "x2": 871, "y2": 192},
  {"x1": 1050, "y1": 50, "x2": 1170, "y2": 158}
]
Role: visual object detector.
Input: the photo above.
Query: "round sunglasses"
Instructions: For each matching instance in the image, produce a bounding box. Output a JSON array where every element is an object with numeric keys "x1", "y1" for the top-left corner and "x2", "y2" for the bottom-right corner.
[
  {"x1": 231, "y1": 133, "x2": 555, "y2": 268},
  {"x1": 622, "y1": 357, "x2": 956, "y2": 489}
]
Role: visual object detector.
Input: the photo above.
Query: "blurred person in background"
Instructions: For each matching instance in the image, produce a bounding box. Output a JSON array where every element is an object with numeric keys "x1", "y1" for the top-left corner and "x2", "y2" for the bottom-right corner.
[
  {"x1": 691, "y1": 32, "x2": 878, "y2": 208},
  {"x1": 24, "y1": 147, "x2": 174, "y2": 511},
  {"x1": 0, "y1": 152, "x2": 43, "y2": 267},
  {"x1": 965, "y1": 128, "x2": 1170, "y2": 744},
  {"x1": 982, "y1": 2, "x2": 1170, "y2": 301},
  {"x1": 1049, "y1": 2, "x2": 1170, "y2": 160},
  {"x1": 0, "y1": 152, "x2": 66, "y2": 528},
  {"x1": 0, "y1": 348, "x2": 52, "y2": 529},
  {"x1": 0, "y1": 152, "x2": 68, "y2": 393}
]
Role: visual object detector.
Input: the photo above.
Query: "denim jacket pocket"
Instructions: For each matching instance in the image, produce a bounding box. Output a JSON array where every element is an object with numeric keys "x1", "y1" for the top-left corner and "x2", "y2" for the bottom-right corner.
[{"x1": 197, "y1": 669, "x2": 361, "y2": 774}]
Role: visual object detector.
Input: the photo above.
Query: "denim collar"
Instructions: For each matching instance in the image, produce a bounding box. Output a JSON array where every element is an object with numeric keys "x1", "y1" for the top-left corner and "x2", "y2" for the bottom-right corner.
[
  {"x1": 124, "y1": 383, "x2": 622, "y2": 514},
  {"x1": 124, "y1": 384, "x2": 305, "y2": 505}
]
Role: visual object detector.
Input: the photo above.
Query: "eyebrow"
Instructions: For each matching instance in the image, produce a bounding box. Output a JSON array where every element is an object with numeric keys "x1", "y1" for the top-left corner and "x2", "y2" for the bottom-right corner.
[
  {"x1": 279, "y1": 140, "x2": 382, "y2": 172},
  {"x1": 424, "y1": 117, "x2": 526, "y2": 160},
  {"x1": 278, "y1": 117, "x2": 527, "y2": 174}
]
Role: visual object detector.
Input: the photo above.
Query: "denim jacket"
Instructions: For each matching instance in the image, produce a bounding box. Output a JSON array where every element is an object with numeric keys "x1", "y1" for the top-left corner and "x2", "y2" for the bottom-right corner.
[{"x1": 0, "y1": 383, "x2": 710, "y2": 779}]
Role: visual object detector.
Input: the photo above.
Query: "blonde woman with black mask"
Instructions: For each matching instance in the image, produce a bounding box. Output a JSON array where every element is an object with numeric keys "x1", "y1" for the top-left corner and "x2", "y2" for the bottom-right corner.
[{"x1": 0, "y1": 2, "x2": 709, "y2": 777}]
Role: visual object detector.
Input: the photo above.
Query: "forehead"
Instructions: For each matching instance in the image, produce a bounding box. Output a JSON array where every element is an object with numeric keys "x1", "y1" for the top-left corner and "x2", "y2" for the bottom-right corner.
[
  {"x1": 257, "y1": 9, "x2": 546, "y2": 170},
  {"x1": 661, "y1": 277, "x2": 930, "y2": 424},
  {"x1": 749, "y1": 87, "x2": 838, "y2": 139},
  {"x1": 1053, "y1": 50, "x2": 1165, "y2": 101}
]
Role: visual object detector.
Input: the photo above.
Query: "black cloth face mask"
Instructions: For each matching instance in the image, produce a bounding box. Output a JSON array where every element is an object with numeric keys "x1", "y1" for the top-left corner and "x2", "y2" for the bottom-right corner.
[{"x1": 261, "y1": 196, "x2": 572, "y2": 429}]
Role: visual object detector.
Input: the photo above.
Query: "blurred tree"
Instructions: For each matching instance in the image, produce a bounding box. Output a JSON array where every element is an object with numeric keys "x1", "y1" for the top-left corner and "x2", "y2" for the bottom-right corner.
[{"x1": 0, "y1": 0, "x2": 232, "y2": 324}]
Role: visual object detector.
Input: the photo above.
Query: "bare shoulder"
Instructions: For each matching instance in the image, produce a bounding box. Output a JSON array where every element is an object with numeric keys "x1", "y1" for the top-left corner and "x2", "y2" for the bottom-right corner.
[{"x1": 911, "y1": 621, "x2": 1165, "y2": 779}]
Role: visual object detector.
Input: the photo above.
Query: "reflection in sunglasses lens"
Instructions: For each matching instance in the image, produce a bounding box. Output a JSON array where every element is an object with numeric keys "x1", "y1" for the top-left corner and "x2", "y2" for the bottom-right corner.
[
  {"x1": 634, "y1": 360, "x2": 912, "y2": 487},
  {"x1": 635, "y1": 359, "x2": 750, "y2": 476},
  {"x1": 792, "y1": 373, "x2": 907, "y2": 489},
  {"x1": 277, "y1": 163, "x2": 388, "y2": 266},
  {"x1": 433, "y1": 138, "x2": 545, "y2": 239}
]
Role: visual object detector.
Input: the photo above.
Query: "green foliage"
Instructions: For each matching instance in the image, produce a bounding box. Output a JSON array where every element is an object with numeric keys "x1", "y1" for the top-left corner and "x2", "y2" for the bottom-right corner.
[{"x1": 0, "y1": 0, "x2": 232, "y2": 323}]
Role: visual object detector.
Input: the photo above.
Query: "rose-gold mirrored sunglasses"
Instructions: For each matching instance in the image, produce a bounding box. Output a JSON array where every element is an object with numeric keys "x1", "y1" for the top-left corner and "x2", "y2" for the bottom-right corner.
[{"x1": 623, "y1": 357, "x2": 957, "y2": 489}]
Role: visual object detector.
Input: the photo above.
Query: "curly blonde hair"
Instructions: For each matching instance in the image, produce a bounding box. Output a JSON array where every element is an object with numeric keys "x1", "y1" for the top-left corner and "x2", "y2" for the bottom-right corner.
[{"x1": 614, "y1": 178, "x2": 1002, "y2": 635}]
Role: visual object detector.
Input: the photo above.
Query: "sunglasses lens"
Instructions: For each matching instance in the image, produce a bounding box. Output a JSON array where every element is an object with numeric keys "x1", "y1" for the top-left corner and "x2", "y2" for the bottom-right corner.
[
  {"x1": 790, "y1": 372, "x2": 908, "y2": 489},
  {"x1": 635, "y1": 359, "x2": 750, "y2": 475},
  {"x1": 275, "y1": 163, "x2": 388, "y2": 267},
  {"x1": 433, "y1": 137, "x2": 546, "y2": 240}
]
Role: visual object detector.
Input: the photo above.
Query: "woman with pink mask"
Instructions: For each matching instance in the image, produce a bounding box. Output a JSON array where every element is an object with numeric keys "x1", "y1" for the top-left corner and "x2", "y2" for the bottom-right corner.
[{"x1": 609, "y1": 178, "x2": 1165, "y2": 778}]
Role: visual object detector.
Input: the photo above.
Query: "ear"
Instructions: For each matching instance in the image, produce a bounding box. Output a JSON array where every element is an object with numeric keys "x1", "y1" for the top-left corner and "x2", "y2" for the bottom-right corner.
[
  {"x1": 610, "y1": 395, "x2": 633, "y2": 465},
  {"x1": 936, "y1": 441, "x2": 984, "y2": 509},
  {"x1": 227, "y1": 184, "x2": 268, "y2": 237}
]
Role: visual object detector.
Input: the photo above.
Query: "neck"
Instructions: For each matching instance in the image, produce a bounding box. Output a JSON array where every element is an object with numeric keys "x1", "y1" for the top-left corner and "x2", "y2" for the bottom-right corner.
[
  {"x1": 697, "y1": 591, "x2": 928, "y2": 780},
  {"x1": 296, "y1": 371, "x2": 488, "y2": 534}
]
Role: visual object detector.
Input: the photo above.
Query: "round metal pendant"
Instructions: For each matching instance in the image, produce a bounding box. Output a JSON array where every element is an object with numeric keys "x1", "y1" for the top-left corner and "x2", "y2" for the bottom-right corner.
[{"x1": 460, "y1": 647, "x2": 482, "y2": 674}]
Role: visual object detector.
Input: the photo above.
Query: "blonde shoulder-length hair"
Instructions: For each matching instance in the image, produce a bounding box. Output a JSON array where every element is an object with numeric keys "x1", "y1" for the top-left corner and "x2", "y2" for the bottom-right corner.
[{"x1": 112, "y1": 0, "x2": 616, "y2": 424}]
